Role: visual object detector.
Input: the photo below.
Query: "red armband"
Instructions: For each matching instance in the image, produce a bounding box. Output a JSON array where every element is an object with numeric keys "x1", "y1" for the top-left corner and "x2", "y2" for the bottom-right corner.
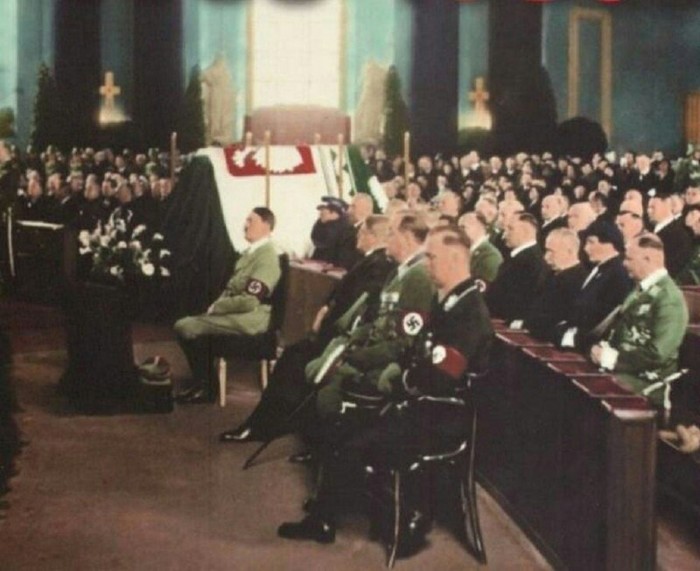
[
  {"x1": 431, "y1": 345, "x2": 468, "y2": 380},
  {"x1": 245, "y1": 278, "x2": 270, "y2": 301}
]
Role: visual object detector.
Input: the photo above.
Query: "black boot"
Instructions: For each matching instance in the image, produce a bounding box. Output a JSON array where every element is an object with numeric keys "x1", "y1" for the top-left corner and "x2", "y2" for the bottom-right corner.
[{"x1": 277, "y1": 514, "x2": 336, "y2": 544}]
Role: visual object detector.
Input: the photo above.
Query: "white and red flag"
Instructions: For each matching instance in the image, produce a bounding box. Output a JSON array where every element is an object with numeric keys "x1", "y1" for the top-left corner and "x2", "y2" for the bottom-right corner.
[{"x1": 198, "y1": 144, "x2": 329, "y2": 256}]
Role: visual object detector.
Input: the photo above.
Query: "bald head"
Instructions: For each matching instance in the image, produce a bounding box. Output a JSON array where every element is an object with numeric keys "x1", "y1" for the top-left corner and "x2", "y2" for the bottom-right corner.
[
  {"x1": 349, "y1": 193, "x2": 374, "y2": 224},
  {"x1": 544, "y1": 228, "x2": 580, "y2": 272},
  {"x1": 567, "y1": 202, "x2": 596, "y2": 232},
  {"x1": 541, "y1": 194, "x2": 566, "y2": 222},
  {"x1": 438, "y1": 190, "x2": 462, "y2": 218}
]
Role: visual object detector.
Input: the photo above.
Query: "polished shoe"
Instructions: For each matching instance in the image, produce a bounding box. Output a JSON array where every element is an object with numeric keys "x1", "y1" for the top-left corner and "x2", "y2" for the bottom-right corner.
[
  {"x1": 277, "y1": 515, "x2": 335, "y2": 544},
  {"x1": 395, "y1": 510, "x2": 431, "y2": 558},
  {"x1": 219, "y1": 424, "x2": 258, "y2": 443},
  {"x1": 175, "y1": 388, "x2": 215, "y2": 405},
  {"x1": 288, "y1": 450, "x2": 314, "y2": 465},
  {"x1": 302, "y1": 497, "x2": 317, "y2": 513}
]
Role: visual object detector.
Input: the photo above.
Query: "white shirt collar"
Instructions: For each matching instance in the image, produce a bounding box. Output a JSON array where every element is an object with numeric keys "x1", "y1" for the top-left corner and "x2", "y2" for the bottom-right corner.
[
  {"x1": 510, "y1": 240, "x2": 537, "y2": 258},
  {"x1": 470, "y1": 235, "x2": 488, "y2": 253},
  {"x1": 639, "y1": 268, "x2": 668, "y2": 292},
  {"x1": 653, "y1": 217, "x2": 675, "y2": 234},
  {"x1": 245, "y1": 236, "x2": 271, "y2": 254}
]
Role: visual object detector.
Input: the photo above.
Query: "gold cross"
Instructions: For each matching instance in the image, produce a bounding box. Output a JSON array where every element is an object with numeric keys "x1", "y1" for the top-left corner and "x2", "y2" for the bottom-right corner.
[
  {"x1": 469, "y1": 76, "x2": 490, "y2": 114},
  {"x1": 99, "y1": 72, "x2": 121, "y2": 111}
]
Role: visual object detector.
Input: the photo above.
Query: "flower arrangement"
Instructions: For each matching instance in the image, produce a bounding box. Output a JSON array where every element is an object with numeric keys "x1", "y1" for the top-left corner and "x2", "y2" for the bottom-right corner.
[{"x1": 78, "y1": 221, "x2": 170, "y2": 283}]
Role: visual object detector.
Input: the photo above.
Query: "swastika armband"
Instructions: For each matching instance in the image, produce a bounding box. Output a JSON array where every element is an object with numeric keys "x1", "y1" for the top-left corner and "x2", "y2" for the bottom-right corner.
[
  {"x1": 431, "y1": 344, "x2": 468, "y2": 379},
  {"x1": 245, "y1": 278, "x2": 270, "y2": 301}
]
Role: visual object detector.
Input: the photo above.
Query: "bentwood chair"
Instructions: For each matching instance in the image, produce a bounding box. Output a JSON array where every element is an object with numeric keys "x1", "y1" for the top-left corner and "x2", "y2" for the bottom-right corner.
[
  {"x1": 212, "y1": 253, "x2": 289, "y2": 406},
  {"x1": 365, "y1": 371, "x2": 488, "y2": 568}
]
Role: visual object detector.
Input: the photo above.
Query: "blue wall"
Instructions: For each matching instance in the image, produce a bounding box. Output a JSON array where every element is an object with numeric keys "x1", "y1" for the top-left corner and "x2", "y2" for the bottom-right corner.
[
  {"x1": 543, "y1": 0, "x2": 700, "y2": 155},
  {"x1": 0, "y1": 0, "x2": 19, "y2": 116},
  {"x1": 457, "y1": 0, "x2": 489, "y2": 130},
  {"x1": 346, "y1": 0, "x2": 397, "y2": 117},
  {"x1": 17, "y1": 0, "x2": 56, "y2": 146}
]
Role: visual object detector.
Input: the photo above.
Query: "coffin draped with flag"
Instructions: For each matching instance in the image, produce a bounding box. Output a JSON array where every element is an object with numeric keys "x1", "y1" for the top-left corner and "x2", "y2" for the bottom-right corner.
[{"x1": 160, "y1": 144, "x2": 386, "y2": 319}]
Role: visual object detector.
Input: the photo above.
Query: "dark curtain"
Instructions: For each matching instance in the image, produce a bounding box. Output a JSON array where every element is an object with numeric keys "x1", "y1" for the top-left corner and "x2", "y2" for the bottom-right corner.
[
  {"x1": 54, "y1": 0, "x2": 101, "y2": 148},
  {"x1": 160, "y1": 157, "x2": 237, "y2": 321},
  {"x1": 410, "y1": 1, "x2": 459, "y2": 157},
  {"x1": 133, "y1": 0, "x2": 184, "y2": 149}
]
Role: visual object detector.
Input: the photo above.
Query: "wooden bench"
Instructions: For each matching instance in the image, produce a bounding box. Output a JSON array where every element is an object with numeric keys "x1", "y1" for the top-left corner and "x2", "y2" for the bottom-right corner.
[{"x1": 476, "y1": 326, "x2": 657, "y2": 570}]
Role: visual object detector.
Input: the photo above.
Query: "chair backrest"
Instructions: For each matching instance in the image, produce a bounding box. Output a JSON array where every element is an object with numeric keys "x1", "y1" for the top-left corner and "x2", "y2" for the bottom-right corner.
[{"x1": 267, "y1": 253, "x2": 290, "y2": 335}]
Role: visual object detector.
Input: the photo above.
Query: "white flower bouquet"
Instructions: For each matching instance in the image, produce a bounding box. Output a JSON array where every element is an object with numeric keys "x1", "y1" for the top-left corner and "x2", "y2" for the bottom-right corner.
[{"x1": 78, "y1": 220, "x2": 171, "y2": 283}]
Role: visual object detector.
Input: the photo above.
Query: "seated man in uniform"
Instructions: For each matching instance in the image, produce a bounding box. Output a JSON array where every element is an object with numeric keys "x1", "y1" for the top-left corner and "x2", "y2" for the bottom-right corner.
[
  {"x1": 219, "y1": 214, "x2": 396, "y2": 442},
  {"x1": 174, "y1": 207, "x2": 281, "y2": 404},
  {"x1": 306, "y1": 211, "x2": 435, "y2": 420},
  {"x1": 278, "y1": 225, "x2": 493, "y2": 548},
  {"x1": 590, "y1": 234, "x2": 688, "y2": 407},
  {"x1": 310, "y1": 196, "x2": 360, "y2": 270},
  {"x1": 458, "y1": 211, "x2": 503, "y2": 285}
]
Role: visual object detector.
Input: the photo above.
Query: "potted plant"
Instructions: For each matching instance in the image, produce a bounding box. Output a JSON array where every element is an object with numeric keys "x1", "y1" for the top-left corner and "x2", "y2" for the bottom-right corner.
[{"x1": 60, "y1": 221, "x2": 170, "y2": 408}]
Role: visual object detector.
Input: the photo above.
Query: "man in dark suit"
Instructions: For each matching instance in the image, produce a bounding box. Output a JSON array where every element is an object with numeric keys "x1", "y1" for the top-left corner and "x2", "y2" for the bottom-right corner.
[
  {"x1": 647, "y1": 193, "x2": 692, "y2": 278},
  {"x1": 219, "y1": 215, "x2": 396, "y2": 442},
  {"x1": 524, "y1": 228, "x2": 588, "y2": 342},
  {"x1": 539, "y1": 194, "x2": 568, "y2": 246},
  {"x1": 486, "y1": 212, "x2": 549, "y2": 322},
  {"x1": 278, "y1": 225, "x2": 494, "y2": 547},
  {"x1": 556, "y1": 219, "x2": 633, "y2": 349}
]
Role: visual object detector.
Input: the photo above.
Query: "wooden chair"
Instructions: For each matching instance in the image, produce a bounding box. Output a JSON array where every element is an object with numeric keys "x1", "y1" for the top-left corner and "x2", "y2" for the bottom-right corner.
[
  {"x1": 365, "y1": 371, "x2": 488, "y2": 568},
  {"x1": 213, "y1": 254, "x2": 289, "y2": 407}
]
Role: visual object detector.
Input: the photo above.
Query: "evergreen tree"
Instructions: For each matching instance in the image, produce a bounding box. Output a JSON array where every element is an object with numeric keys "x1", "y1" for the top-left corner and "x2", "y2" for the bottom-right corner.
[
  {"x1": 383, "y1": 66, "x2": 410, "y2": 158},
  {"x1": 0, "y1": 108, "x2": 15, "y2": 139},
  {"x1": 176, "y1": 65, "x2": 206, "y2": 153},
  {"x1": 30, "y1": 64, "x2": 64, "y2": 152}
]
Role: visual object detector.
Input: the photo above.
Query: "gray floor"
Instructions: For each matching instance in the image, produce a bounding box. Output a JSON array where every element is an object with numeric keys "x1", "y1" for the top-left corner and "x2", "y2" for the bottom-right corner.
[{"x1": 0, "y1": 338, "x2": 553, "y2": 571}]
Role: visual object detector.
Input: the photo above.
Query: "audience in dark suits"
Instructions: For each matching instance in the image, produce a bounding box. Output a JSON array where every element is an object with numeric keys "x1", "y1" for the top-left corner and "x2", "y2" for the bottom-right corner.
[
  {"x1": 486, "y1": 212, "x2": 549, "y2": 322},
  {"x1": 647, "y1": 194, "x2": 693, "y2": 278},
  {"x1": 556, "y1": 219, "x2": 633, "y2": 349},
  {"x1": 525, "y1": 228, "x2": 588, "y2": 341}
]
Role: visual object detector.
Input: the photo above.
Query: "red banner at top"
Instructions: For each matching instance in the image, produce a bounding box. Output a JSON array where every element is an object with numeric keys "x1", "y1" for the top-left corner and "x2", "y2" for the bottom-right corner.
[{"x1": 223, "y1": 145, "x2": 316, "y2": 177}]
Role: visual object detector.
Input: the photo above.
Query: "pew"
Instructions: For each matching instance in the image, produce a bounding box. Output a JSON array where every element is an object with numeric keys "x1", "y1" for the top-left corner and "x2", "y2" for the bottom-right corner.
[
  {"x1": 681, "y1": 286, "x2": 700, "y2": 323},
  {"x1": 282, "y1": 260, "x2": 344, "y2": 345},
  {"x1": 476, "y1": 326, "x2": 657, "y2": 570},
  {"x1": 658, "y1": 323, "x2": 700, "y2": 519}
]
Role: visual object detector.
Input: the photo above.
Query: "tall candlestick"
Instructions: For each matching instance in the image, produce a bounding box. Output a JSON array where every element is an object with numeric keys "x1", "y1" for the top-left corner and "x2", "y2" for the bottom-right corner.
[
  {"x1": 170, "y1": 132, "x2": 177, "y2": 184},
  {"x1": 338, "y1": 133, "x2": 345, "y2": 200},
  {"x1": 403, "y1": 131, "x2": 410, "y2": 185},
  {"x1": 264, "y1": 130, "x2": 271, "y2": 208}
]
